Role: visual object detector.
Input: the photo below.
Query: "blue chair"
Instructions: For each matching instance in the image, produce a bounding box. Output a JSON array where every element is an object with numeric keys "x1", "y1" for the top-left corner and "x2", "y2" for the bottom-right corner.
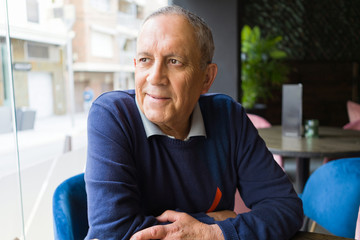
[
  {"x1": 301, "y1": 158, "x2": 360, "y2": 238},
  {"x1": 53, "y1": 173, "x2": 88, "y2": 240}
]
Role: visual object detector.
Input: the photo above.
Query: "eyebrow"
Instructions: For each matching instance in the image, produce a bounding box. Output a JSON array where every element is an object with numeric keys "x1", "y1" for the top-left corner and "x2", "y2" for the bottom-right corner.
[
  {"x1": 136, "y1": 52, "x2": 152, "y2": 57},
  {"x1": 137, "y1": 51, "x2": 188, "y2": 62}
]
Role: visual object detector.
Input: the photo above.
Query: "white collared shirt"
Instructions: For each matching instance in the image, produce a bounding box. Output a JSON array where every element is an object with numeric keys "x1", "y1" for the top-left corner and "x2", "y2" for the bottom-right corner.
[{"x1": 135, "y1": 97, "x2": 206, "y2": 141}]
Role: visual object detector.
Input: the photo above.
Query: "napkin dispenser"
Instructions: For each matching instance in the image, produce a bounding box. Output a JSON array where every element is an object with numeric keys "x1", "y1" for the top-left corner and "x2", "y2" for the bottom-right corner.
[{"x1": 282, "y1": 84, "x2": 303, "y2": 137}]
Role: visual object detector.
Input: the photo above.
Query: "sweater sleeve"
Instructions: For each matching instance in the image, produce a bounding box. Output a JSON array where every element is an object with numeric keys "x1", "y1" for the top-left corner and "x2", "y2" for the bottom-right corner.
[
  {"x1": 216, "y1": 108, "x2": 304, "y2": 240},
  {"x1": 85, "y1": 99, "x2": 158, "y2": 240}
]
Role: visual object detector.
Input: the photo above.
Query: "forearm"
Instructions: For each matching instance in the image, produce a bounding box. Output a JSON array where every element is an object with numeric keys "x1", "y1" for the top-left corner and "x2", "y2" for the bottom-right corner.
[{"x1": 216, "y1": 197, "x2": 303, "y2": 240}]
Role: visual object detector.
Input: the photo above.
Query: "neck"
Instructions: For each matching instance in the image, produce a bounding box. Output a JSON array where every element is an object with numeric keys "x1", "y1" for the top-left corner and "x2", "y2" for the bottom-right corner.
[{"x1": 158, "y1": 116, "x2": 192, "y2": 140}]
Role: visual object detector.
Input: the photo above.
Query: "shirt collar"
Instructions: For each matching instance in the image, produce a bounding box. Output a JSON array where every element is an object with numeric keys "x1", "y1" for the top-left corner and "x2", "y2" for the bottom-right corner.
[{"x1": 135, "y1": 97, "x2": 206, "y2": 140}]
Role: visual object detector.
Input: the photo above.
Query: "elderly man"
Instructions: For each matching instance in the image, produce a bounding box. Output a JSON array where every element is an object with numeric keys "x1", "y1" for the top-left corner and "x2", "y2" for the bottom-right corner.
[{"x1": 85, "y1": 5, "x2": 303, "y2": 240}]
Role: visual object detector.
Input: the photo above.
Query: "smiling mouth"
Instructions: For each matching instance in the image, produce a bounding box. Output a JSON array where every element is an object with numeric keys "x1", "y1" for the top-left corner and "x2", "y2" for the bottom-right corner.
[{"x1": 147, "y1": 93, "x2": 169, "y2": 100}]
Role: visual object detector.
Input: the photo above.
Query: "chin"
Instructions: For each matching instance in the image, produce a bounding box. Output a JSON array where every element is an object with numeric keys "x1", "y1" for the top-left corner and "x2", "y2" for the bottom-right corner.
[{"x1": 144, "y1": 110, "x2": 165, "y2": 123}]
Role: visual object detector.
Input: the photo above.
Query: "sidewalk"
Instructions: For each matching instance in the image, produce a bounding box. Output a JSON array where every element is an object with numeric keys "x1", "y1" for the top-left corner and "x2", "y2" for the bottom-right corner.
[
  {"x1": 0, "y1": 113, "x2": 88, "y2": 179},
  {"x1": 0, "y1": 113, "x2": 88, "y2": 240}
]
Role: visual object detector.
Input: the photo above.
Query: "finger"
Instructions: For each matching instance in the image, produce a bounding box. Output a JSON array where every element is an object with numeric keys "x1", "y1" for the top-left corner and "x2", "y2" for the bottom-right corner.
[
  {"x1": 130, "y1": 225, "x2": 167, "y2": 240},
  {"x1": 156, "y1": 210, "x2": 182, "y2": 223}
]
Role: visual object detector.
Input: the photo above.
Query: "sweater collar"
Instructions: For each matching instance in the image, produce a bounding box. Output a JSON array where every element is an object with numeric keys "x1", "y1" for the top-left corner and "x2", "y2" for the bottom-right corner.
[{"x1": 135, "y1": 97, "x2": 206, "y2": 140}]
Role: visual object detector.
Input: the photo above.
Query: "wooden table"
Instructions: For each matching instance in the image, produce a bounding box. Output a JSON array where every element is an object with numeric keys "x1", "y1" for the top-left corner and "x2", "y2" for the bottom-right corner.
[
  {"x1": 291, "y1": 231, "x2": 354, "y2": 240},
  {"x1": 258, "y1": 126, "x2": 360, "y2": 192}
]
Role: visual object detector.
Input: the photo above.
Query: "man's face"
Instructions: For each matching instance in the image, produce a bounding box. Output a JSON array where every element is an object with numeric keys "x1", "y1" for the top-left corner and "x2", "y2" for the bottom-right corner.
[{"x1": 134, "y1": 14, "x2": 215, "y2": 136}]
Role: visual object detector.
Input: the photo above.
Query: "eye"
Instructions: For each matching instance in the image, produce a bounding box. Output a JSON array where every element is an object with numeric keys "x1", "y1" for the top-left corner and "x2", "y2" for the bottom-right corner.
[
  {"x1": 169, "y1": 59, "x2": 182, "y2": 65},
  {"x1": 139, "y1": 58, "x2": 150, "y2": 63}
]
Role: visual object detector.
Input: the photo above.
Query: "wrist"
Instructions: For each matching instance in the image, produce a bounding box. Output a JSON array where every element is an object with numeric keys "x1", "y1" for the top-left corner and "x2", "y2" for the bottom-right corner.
[{"x1": 208, "y1": 224, "x2": 224, "y2": 240}]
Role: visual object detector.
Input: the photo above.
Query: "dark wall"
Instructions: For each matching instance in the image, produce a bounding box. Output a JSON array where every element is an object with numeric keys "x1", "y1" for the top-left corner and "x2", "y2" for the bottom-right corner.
[
  {"x1": 265, "y1": 62, "x2": 354, "y2": 127},
  {"x1": 171, "y1": 0, "x2": 359, "y2": 127},
  {"x1": 241, "y1": 0, "x2": 360, "y2": 126},
  {"x1": 172, "y1": 0, "x2": 239, "y2": 100}
]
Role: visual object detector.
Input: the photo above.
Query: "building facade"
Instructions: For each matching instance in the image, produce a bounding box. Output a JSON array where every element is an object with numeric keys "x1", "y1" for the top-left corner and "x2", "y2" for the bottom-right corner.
[{"x1": 69, "y1": 0, "x2": 167, "y2": 112}]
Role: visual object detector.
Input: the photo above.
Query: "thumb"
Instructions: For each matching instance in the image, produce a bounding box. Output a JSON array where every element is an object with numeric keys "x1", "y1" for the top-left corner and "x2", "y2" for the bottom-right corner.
[{"x1": 156, "y1": 210, "x2": 182, "y2": 223}]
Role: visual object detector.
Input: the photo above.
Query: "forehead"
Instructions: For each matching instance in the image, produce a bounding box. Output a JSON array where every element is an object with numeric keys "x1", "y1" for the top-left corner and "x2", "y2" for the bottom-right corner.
[{"x1": 137, "y1": 14, "x2": 199, "y2": 56}]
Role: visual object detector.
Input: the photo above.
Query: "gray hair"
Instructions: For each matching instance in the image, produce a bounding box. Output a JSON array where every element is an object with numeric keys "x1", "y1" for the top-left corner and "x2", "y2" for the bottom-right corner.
[{"x1": 144, "y1": 5, "x2": 215, "y2": 69}]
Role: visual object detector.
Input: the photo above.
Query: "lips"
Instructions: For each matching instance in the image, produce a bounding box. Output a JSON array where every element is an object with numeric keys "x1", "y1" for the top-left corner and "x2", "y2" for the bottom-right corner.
[{"x1": 147, "y1": 93, "x2": 170, "y2": 100}]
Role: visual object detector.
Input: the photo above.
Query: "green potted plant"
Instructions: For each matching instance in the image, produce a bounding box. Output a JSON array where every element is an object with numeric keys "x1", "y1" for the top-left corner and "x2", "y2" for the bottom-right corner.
[{"x1": 241, "y1": 25, "x2": 289, "y2": 110}]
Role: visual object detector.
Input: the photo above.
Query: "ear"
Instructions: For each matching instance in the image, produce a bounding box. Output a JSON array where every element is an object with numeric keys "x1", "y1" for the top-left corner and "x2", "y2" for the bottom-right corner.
[
  {"x1": 134, "y1": 58, "x2": 137, "y2": 67},
  {"x1": 201, "y1": 63, "x2": 218, "y2": 94}
]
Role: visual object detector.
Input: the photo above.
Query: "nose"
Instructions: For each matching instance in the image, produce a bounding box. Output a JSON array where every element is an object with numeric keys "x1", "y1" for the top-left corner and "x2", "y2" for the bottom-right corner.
[{"x1": 146, "y1": 61, "x2": 168, "y2": 85}]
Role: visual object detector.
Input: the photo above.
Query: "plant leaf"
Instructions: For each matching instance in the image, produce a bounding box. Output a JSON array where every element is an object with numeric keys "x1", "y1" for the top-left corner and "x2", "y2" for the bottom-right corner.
[
  {"x1": 241, "y1": 25, "x2": 252, "y2": 42},
  {"x1": 269, "y1": 50, "x2": 287, "y2": 59}
]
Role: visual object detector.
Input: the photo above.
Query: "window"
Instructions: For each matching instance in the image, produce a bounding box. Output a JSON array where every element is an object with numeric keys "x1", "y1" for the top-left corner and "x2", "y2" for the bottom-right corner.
[
  {"x1": 118, "y1": 0, "x2": 135, "y2": 15},
  {"x1": 27, "y1": 43, "x2": 49, "y2": 59},
  {"x1": 136, "y1": 5, "x2": 144, "y2": 19},
  {"x1": 90, "y1": 0, "x2": 110, "y2": 12},
  {"x1": 26, "y1": 0, "x2": 39, "y2": 23},
  {"x1": 25, "y1": 42, "x2": 60, "y2": 62}
]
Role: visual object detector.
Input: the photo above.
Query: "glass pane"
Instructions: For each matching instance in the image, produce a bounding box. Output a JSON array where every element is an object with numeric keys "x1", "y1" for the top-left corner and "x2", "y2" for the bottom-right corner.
[
  {"x1": 4, "y1": 0, "x2": 168, "y2": 239},
  {"x1": 0, "y1": 0, "x2": 25, "y2": 239},
  {"x1": 7, "y1": 0, "x2": 87, "y2": 238}
]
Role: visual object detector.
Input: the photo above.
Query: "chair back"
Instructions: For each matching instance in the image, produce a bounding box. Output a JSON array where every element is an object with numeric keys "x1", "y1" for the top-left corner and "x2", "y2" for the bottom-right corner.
[
  {"x1": 301, "y1": 158, "x2": 360, "y2": 238},
  {"x1": 53, "y1": 173, "x2": 88, "y2": 240},
  {"x1": 247, "y1": 113, "x2": 271, "y2": 129}
]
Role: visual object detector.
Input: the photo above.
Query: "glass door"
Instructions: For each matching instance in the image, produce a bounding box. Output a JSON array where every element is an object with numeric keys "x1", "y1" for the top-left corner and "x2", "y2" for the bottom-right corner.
[
  {"x1": 0, "y1": 0, "x2": 26, "y2": 239},
  {"x1": 0, "y1": 0, "x2": 168, "y2": 239}
]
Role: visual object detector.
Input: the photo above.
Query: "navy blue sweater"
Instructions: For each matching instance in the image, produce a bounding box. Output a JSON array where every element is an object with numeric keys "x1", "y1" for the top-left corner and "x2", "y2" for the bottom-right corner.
[{"x1": 85, "y1": 90, "x2": 303, "y2": 240}]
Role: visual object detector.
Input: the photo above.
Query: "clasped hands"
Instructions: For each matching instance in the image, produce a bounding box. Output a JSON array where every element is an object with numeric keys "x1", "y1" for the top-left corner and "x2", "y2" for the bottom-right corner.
[{"x1": 130, "y1": 210, "x2": 236, "y2": 240}]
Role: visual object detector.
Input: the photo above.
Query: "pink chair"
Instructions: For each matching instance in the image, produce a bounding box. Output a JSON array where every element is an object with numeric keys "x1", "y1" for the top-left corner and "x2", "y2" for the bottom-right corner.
[
  {"x1": 233, "y1": 114, "x2": 284, "y2": 214},
  {"x1": 344, "y1": 99, "x2": 360, "y2": 130},
  {"x1": 323, "y1": 101, "x2": 360, "y2": 164},
  {"x1": 247, "y1": 113, "x2": 271, "y2": 128},
  {"x1": 347, "y1": 101, "x2": 360, "y2": 123},
  {"x1": 344, "y1": 119, "x2": 360, "y2": 131}
]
